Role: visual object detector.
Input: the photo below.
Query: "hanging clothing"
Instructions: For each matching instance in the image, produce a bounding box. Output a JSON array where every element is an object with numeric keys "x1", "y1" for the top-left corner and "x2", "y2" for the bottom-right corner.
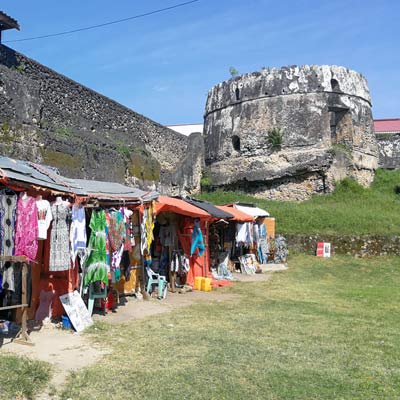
[
  {"x1": 2, "y1": 262, "x2": 15, "y2": 291},
  {"x1": 7, "y1": 261, "x2": 32, "y2": 306},
  {"x1": 108, "y1": 210, "x2": 125, "y2": 251},
  {"x1": 140, "y1": 210, "x2": 148, "y2": 255},
  {"x1": 141, "y1": 205, "x2": 155, "y2": 255},
  {"x1": 190, "y1": 219, "x2": 205, "y2": 257},
  {"x1": 146, "y1": 204, "x2": 155, "y2": 251},
  {"x1": 171, "y1": 251, "x2": 190, "y2": 273},
  {"x1": 84, "y1": 210, "x2": 108, "y2": 286},
  {"x1": 159, "y1": 224, "x2": 178, "y2": 248},
  {"x1": 14, "y1": 195, "x2": 38, "y2": 261},
  {"x1": 84, "y1": 263, "x2": 108, "y2": 286},
  {"x1": 49, "y1": 202, "x2": 71, "y2": 271},
  {"x1": 253, "y1": 223, "x2": 260, "y2": 244},
  {"x1": 236, "y1": 223, "x2": 247, "y2": 244},
  {"x1": 70, "y1": 205, "x2": 87, "y2": 263},
  {"x1": 105, "y1": 211, "x2": 111, "y2": 266},
  {"x1": 111, "y1": 243, "x2": 123, "y2": 282},
  {"x1": 36, "y1": 199, "x2": 53, "y2": 240},
  {"x1": 0, "y1": 191, "x2": 17, "y2": 263},
  {"x1": 122, "y1": 208, "x2": 135, "y2": 250},
  {"x1": 236, "y1": 222, "x2": 253, "y2": 247}
]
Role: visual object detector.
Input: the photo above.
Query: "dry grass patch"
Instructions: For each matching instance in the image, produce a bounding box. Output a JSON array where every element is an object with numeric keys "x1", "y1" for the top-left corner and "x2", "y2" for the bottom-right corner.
[{"x1": 60, "y1": 255, "x2": 400, "y2": 399}]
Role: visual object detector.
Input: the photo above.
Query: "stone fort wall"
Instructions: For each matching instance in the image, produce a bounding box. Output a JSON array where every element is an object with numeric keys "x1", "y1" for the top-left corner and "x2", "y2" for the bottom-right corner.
[
  {"x1": 0, "y1": 45, "x2": 201, "y2": 193},
  {"x1": 204, "y1": 65, "x2": 379, "y2": 201}
]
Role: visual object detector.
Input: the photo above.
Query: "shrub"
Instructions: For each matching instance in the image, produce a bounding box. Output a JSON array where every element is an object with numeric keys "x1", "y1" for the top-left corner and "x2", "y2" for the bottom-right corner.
[{"x1": 267, "y1": 127, "x2": 284, "y2": 150}]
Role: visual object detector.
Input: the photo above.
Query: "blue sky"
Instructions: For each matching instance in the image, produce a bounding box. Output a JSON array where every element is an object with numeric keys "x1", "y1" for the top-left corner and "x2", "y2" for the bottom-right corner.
[{"x1": 2, "y1": 0, "x2": 399, "y2": 125}]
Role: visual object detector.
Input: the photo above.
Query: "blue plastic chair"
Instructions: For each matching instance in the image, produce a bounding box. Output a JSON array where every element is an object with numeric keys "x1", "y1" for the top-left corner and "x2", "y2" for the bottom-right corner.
[
  {"x1": 146, "y1": 267, "x2": 168, "y2": 299},
  {"x1": 88, "y1": 282, "x2": 108, "y2": 315}
]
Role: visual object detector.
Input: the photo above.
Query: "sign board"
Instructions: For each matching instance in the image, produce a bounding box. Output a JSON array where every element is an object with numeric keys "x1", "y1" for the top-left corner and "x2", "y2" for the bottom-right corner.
[
  {"x1": 317, "y1": 242, "x2": 331, "y2": 258},
  {"x1": 59, "y1": 290, "x2": 93, "y2": 333}
]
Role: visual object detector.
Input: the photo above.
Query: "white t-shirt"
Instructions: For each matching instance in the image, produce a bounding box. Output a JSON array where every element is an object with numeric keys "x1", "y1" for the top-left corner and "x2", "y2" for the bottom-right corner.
[{"x1": 36, "y1": 199, "x2": 53, "y2": 240}]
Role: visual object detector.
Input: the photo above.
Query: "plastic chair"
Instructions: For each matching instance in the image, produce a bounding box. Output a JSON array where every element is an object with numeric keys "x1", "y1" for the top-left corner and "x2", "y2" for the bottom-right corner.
[
  {"x1": 88, "y1": 282, "x2": 108, "y2": 316},
  {"x1": 146, "y1": 267, "x2": 168, "y2": 299}
]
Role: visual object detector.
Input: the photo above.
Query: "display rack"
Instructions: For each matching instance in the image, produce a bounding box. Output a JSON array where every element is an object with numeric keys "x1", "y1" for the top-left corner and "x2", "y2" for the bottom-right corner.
[{"x1": 0, "y1": 255, "x2": 33, "y2": 346}]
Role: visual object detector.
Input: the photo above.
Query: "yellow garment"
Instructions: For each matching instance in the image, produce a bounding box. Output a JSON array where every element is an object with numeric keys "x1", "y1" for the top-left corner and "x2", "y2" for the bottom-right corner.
[{"x1": 145, "y1": 202, "x2": 155, "y2": 251}]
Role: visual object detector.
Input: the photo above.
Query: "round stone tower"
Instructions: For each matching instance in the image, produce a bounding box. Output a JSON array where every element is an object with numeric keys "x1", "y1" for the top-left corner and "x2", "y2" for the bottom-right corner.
[{"x1": 204, "y1": 65, "x2": 378, "y2": 201}]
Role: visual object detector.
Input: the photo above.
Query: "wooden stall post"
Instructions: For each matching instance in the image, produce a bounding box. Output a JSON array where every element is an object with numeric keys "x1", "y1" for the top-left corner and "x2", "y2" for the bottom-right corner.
[
  {"x1": 0, "y1": 256, "x2": 33, "y2": 346},
  {"x1": 14, "y1": 260, "x2": 33, "y2": 346}
]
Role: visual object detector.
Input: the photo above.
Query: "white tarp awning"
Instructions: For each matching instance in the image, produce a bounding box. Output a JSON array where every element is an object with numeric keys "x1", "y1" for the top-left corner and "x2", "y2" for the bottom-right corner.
[{"x1": 234, "y1": 204, "x2": 270, "y2": 218}]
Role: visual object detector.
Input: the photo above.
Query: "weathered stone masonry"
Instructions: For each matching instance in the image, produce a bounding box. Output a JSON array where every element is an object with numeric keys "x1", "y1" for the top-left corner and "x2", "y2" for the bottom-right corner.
[
  {"x1": 376, "y1": 133, "x2": 400, "y2": 169},
  {"x1": 204, "y1": 65, "x2": 379, "y2": 201},
  {"x1": 0, "y1": 45, "x2": 201, "y2": 193},
  {"x1": 286, "y1": 234, "x2": 400, "y2": 257}
]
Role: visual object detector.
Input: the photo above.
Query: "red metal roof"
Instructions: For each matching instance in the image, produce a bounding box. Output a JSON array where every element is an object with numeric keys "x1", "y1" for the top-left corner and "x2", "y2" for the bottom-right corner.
[{"x1": 374, "y1": 119, "x2": 400, "y2": 133}]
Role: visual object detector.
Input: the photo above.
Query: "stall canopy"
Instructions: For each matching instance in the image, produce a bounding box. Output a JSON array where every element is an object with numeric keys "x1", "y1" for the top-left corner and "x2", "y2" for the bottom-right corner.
[
  {"x1": 0, "y1": 156, "x2": 84, "y2": 194},
  {"x1": 155, "y1": 196, "x2": 211, "y2": 219},
  {"x1": 74, "y1": 179, "x2": 158, "y2": 203},
  {"x1": 0, "y1": 156, "x2": 158, "y2": 203},
  {"x1": 179, "y1": 197, "x2": 234, "y2": 220},
  {"x1": 217, "y1": 205, "x2": 254, "y2": 222},
  {"x1": 234, "y1": 203, "x2": 270, "y2": 218}
]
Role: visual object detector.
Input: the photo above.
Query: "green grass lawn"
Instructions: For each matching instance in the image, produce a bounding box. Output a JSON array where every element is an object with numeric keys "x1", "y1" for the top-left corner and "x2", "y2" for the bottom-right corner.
[
  {"x1": 198, "y1": 169, "x2": 400, "y2": 236},
  {"x1": 59, "y1": 254, "x2": 400, "y2": 400},
  {"x1": 0, "y1": 353, "x2": 51, "y2": 400}
]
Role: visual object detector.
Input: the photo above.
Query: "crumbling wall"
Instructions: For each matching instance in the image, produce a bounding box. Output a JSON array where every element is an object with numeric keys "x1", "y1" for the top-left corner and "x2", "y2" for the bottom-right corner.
[
  {"x1": 204, "y1": 65, "x2": 378, "y2": 200},
  {"x1": 0, "y1": 45, "x2": 201, "y2": 193},
  {"x1": 376, "y1": 133, "x2": 400, "y2": 169}
]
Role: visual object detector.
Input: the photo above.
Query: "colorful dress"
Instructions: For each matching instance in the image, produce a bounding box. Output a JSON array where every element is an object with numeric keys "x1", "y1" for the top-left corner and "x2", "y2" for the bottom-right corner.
[
  {"x1": 84, "y1": 210, "x2": 108, "y2": 286},
  {"x1": 14, "y1": 195, "x2": 38, "y2": 261},
  {"x1": 0, "y1": 191, "x2": 17, "y2": 263},
  {"x1": 108, "y1": 210, "x2": 125, "y2": 252},
  {"x1": 49, "y1": 202, "x2": 71, "y2": 271}
]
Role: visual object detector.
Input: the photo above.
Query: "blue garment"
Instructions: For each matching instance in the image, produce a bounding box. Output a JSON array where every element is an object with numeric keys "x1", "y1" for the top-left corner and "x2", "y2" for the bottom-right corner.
[{"x1": 190, "y1": 220, "x2": 205, "y2": 256}]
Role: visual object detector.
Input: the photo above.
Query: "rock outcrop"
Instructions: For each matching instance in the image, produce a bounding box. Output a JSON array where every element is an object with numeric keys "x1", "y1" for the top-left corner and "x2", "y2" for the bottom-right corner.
[
  {"x1": 0, "y1": 45, "x2": 202, "y2": 194},
  {"x1": 204, "y1": 65, "x2": 379, "y2": 201}
]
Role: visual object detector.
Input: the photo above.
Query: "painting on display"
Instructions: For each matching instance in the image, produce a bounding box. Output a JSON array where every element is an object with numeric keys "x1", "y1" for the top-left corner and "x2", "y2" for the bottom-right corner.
[{"x1": 59, "y1": 290, "x2": 93, "y2": 332}]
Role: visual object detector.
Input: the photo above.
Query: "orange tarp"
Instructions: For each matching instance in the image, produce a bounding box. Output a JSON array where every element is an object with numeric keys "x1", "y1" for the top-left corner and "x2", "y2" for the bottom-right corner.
[
  {"x1": 177, "y1": 217, "x2": 212, "y2": 286},
  {"x1": 155, "y1": 196, "x2": 211, "y2": 219},
  {"x1": 217, "y1": 205, "x2": 254, "y2": 222}
]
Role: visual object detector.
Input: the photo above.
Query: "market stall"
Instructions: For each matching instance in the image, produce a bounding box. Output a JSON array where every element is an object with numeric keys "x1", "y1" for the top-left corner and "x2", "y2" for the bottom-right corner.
[
  {"x1": 178, "y1": 197, "x2": 234, "y2": 280},
  {"x1": 0, "y1": 156, "x2": 158, "y2": 326},
  {"x1": 151, "y1": 196, "x2": 213, "y2": 290},
  {"x1": 220, "y1": 203, "x2": 272, "y2": 269}
]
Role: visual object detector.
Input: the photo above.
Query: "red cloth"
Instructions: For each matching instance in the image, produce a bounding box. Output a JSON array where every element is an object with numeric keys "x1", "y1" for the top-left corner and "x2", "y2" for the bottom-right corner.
[
  {"x1": 178, "y1": 217, "x2": 212, "y2": 286},
  {"x1": 211, "y1": 279, "x2": 233, "y2": 288}
]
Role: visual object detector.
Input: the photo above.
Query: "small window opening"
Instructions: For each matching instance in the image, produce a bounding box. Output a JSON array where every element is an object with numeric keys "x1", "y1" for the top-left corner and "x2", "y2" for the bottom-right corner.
[
  {"x1": 232, "y1": 135, "x2": 241, "y2": 151},
  {"x1": 331, "y1": 79, "x2": 340, "y2": 91},
  {"x1": 329, "y1": 108, "x2": 348, "y2": 144},
  {"x1": 235, "y1": 88, "x2": 240, "y2": 101}
]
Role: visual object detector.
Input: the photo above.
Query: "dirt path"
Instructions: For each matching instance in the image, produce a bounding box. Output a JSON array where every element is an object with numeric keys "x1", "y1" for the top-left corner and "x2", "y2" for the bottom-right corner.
[{"x1": 0, "y1": 269, "x2": 276, "y2": 398}]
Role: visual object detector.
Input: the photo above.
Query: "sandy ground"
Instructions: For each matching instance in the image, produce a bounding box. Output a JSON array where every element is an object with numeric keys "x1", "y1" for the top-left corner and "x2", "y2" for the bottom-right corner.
[{"x1": 0, "y1": 267, "x2": 281, "y2": 398}]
